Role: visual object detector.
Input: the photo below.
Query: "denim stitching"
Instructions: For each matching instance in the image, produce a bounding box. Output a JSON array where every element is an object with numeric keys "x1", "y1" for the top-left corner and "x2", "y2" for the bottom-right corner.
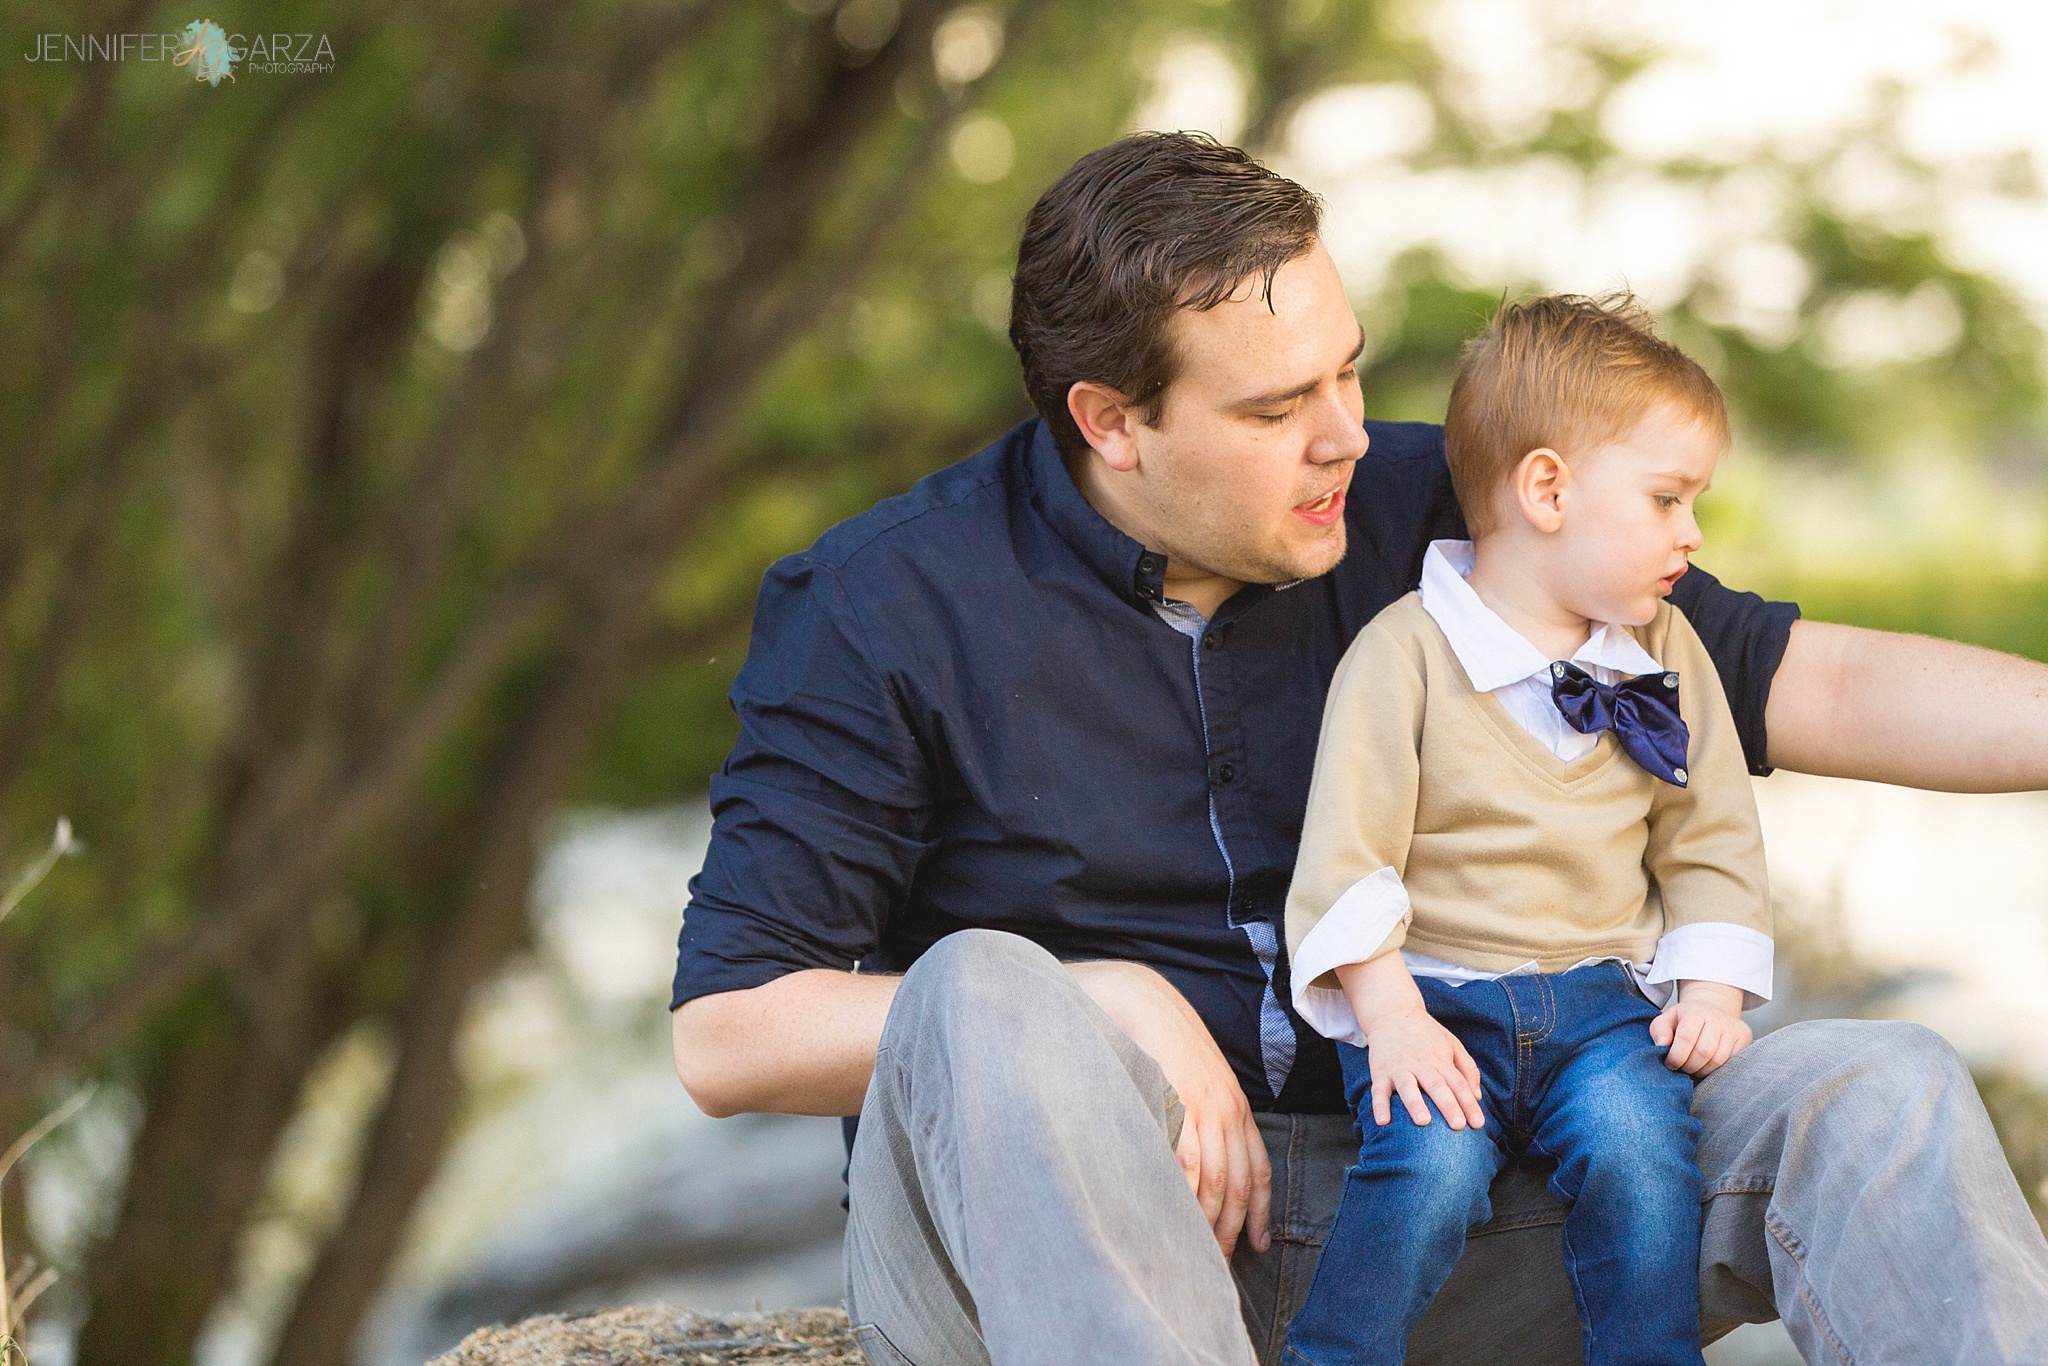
[
  {"x1": 1272, "y1": 1114, "x2": 1303, "y2": 1363},
  {"x1": 1498, "y1": 980, "x2": 1533, "y2": 1126},
  {"x1": 852, "y1": 1321, "x2": 923, "y2": 1366},
  {"x1": 1765, "y1": 1209, "x2": 1855, "y2": 1366}
]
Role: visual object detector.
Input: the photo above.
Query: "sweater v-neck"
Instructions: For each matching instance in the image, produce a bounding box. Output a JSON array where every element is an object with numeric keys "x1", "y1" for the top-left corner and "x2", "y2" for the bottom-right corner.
[{"x1": 1419, "y1": 608, "x2": 1625, "y2": 790}]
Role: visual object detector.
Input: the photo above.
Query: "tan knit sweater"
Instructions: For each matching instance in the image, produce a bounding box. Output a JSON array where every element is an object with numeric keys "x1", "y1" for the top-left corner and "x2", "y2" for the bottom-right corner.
[{"x1": 1283, "y1": 593, "x2": 1770, "y2": 987}]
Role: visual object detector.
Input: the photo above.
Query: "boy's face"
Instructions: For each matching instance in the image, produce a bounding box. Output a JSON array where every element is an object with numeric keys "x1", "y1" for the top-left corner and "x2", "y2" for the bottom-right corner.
[{"x1": 1551, "y1": 401, "x2": 1721, "y2": 626}]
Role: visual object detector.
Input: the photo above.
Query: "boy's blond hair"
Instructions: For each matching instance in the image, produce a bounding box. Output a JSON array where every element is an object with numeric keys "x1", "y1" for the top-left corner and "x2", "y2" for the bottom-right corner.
[{"x1": 1443, "y1": 292, "x2": 1729, "y2": 536}]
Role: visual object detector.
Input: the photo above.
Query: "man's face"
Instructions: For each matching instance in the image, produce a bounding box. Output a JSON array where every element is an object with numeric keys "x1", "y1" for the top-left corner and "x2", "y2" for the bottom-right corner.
[{"x1": 1125, "y1": 242, "x2": 1370, "y2": 589}]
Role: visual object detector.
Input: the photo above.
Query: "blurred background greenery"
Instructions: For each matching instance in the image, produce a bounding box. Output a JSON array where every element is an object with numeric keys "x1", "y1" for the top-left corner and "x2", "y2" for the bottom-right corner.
[{"x1": 3, "y1": 0, "x2": 2046, "y2": 1363}]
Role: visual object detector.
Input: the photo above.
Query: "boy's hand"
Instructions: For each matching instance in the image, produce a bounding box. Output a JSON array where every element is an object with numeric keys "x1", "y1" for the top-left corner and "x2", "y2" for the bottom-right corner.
[
  {"x1": 1651, "y1": 980, "x2": 1752, "y2": 1076},
  {"x1": 1361, "y1": 1006, "x2": 1487, "y2": 1130}
]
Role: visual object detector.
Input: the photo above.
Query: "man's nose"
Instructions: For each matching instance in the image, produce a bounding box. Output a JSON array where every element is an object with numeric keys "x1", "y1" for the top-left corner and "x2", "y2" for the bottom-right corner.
[{"x1": 1308, "y1": 391, "x2": 1370, "y2": 464}]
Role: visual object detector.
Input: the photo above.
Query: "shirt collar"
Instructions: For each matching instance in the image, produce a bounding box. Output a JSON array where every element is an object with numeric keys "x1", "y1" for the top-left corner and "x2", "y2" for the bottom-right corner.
[
  {"x1": 1417, "y1": 539, "x2": 1663, "y2": 691},
  {"x1": 1022, "y1": 420, "x2": 1167, "y2": 605},
  {"x1": 1021, "y1": 417, "x2": 1291, "y2": 618}
]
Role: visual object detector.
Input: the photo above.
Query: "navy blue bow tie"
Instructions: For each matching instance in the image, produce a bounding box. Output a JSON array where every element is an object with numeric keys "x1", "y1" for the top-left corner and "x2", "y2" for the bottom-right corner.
[{"x1": 1548, "y1": 662, "x2": 1691, "y2": 786}]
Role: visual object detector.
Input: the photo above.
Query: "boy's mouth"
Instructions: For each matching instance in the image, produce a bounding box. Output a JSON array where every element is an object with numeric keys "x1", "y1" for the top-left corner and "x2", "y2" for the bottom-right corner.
[{"x1": 1657, "y1": 565, "x2": 1689, "y2": 594}]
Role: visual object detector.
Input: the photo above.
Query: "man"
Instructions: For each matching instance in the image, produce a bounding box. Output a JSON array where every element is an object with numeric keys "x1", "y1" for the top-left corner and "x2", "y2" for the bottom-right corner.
[{"x1": 669, "y1": 134, "x2": 2048, "y2": 1365}]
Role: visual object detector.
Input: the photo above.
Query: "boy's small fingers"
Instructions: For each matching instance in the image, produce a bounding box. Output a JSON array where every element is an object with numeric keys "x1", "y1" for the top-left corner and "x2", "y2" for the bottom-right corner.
[
  {"x1": 1649, "y1": 1011, "x2": 1675, "y2": 1046},
  {"x1": 1453, "y1": 1085, "x2": 1486, "y2": 1129},
  {"x1": 1449, "y1": 1069, "x2": 1481, "y2": 1114},
  {"x1": 1372, "y1": 1076, "x2": 1393, "y2": 1126},
  {"x1": 1691, "y1": 1030, "x2": 1729, "y2": 1075},
  {"x1": 1397, "y1": 1075, "x2": 1430, "y2": 1126},
  {"x1": 1420, "y1": 1072, "x2": 1466, "y2": 1129}
]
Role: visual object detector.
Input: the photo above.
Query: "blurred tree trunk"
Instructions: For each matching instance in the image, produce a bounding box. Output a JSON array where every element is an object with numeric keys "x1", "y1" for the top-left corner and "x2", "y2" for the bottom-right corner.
[
  {"x1": 72, "y1": 922, "x2": 339, "y2": 1366},
  {"x1": 272, "y1": 0, "x2": 1045, "y2": 1351}
]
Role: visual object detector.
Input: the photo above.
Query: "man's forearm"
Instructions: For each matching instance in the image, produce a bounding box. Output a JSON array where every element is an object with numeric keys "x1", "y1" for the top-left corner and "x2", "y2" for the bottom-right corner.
[
  {"x1": 672, "y1": 968, "x2": 901, "y2": 1117},
  {"x1": 671, "y1": 957, "x2": 1213, "y2": 1119},
  {"x1": 1765, "y1": 619, "x2": 2048, "y2": 790}
]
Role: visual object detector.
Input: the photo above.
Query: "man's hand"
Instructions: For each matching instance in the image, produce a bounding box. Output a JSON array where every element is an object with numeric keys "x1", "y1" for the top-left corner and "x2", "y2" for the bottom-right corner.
[
  {"x1": 1651, "y1": 980, "x2": 1752, "y2": 1076},
  {"x1": 1068, "y1": 960, "x2": 1272, "y2": 1258},
  {"x1": 1335, "y1": 952, "x2": 1486, "y2": 1131}
]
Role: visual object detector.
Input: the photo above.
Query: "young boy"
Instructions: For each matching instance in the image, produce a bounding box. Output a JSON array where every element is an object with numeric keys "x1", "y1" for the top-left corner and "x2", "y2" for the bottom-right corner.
[{"x1": 1280, "y1": 294, "x2": 1773, "y2": 1366}]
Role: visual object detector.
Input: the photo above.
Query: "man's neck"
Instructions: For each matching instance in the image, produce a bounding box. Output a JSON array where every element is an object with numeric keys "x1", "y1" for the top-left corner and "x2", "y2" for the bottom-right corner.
[{"x1": 1065, "y1": 445, "x2": 1243, "y2": 619}]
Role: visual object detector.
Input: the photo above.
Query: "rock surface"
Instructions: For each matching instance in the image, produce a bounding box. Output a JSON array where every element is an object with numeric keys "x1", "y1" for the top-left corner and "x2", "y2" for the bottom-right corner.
[{"x1": 426, "y1": 1305, "x2": 861, "y2": 1366}]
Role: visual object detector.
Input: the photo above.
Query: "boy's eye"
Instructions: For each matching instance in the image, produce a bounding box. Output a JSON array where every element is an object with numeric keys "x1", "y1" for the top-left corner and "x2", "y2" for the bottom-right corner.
[{"x1": 1654, "y1": 494, "x2": 1680, "y2": 509}]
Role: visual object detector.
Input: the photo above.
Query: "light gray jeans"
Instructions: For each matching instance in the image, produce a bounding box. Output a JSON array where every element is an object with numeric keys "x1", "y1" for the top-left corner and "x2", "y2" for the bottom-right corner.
[{"x1": 842, "y1": 929, "x2": 2048, "y2": 1365}]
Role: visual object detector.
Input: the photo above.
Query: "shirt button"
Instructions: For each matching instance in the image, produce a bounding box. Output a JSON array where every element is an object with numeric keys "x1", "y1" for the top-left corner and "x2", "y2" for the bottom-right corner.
[
  {"x1": 1673, "y1": 766, "x2": 1689, "y2": 783},
  {"x1": 1551, "y1": 662, "x2": 1566, "y2": 678},
  {"x1": 1138, "y1": 554, "x2": 1162, "y2": 574},
  {"x1": 1663, "y1": 673, "x2": 1678, "y2": 688},
  {"x1": 1202, "y1": 632, "x2": 1220, "y2": 651},
  {"x1": 1215, "y1": 762, "x2": 1236, "y2": 784}
]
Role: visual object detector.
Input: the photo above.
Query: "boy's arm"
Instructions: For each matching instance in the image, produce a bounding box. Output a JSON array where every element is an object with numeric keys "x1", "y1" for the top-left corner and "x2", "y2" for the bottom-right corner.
[
  {"x1": 1284, "y1": 616, "x2": 1427, "y2": 1046},
  {"x1": 1766, "y1": 620, "x2": 2048, "y2": 790},
  {"x1": 1641, "y1": 607, "x2": 1775, "y2": 1009},
  {"x1": 1333, "y1": 950, "x2": 1486, "y2": 1130}
]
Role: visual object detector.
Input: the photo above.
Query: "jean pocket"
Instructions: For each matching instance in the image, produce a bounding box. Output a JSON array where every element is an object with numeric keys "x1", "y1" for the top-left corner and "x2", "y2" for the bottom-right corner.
[{"x1": 853, "y1": 1322, "x2": 919, "y2": 1366}]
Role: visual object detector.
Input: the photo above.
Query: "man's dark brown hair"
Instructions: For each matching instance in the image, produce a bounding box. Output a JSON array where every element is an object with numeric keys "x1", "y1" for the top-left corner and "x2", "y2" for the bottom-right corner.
[{"x1": 1009, "y1": 132, "x2": 1324, "y2": 456}]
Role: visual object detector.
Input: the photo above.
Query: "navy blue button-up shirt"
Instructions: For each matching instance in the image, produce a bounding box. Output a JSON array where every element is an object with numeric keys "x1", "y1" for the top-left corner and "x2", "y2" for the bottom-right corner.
[{"x1": 671, "y1": 417, "x2": 1798, "y2": 1114}]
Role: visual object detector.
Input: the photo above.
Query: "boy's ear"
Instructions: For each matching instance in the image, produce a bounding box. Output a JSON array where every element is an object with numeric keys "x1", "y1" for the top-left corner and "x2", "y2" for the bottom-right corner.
[
  {"x1": 1068, "y1": 381, "x2": 1145, "y2": 473},
  {"x1": 1512, "y1": 448, "x2": 1570, "y2": 533}
]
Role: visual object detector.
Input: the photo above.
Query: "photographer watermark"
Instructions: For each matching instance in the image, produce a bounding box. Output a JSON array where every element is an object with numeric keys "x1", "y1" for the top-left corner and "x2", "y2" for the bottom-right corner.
[{"x1": 20, "y1": 19, "x2": 335, "y2": 82}]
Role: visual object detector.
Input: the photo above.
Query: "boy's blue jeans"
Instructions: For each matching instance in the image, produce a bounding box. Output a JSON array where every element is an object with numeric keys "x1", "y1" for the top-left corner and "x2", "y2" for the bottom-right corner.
[{"x1": 1283, "y1": 961, "x2": 1704, "y2": 1366}]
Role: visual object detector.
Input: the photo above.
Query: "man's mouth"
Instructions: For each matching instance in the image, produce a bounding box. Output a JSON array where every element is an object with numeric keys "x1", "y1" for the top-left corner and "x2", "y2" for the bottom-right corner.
[{"x1": 1293, "y1": 486, "x2": 1345, "y2": 526}]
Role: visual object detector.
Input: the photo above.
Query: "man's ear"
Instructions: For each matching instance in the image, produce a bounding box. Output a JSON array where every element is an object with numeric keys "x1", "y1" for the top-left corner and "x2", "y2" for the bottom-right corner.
[
  {"x1": 1511, "y1": 448, "x2": 1570, "y2": 533},
  {"x1": 1068, "y1": 381, "x2": 1143, "y2": 473}
]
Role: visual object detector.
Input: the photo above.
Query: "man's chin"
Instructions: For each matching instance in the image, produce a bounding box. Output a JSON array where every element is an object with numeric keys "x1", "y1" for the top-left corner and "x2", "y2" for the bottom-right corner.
[
  {"x1": 1291, "y1": 526, "x2": 1350, "y2": 580},
  {"x1": 1245, "y1": 528, "x2": 1348, "y2": 586}
]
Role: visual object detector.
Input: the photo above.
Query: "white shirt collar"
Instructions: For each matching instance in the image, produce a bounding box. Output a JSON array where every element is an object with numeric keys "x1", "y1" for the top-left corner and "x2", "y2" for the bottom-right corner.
[{"x1": 1417, "y1": 540, "x2": 1664, "y2": 692}]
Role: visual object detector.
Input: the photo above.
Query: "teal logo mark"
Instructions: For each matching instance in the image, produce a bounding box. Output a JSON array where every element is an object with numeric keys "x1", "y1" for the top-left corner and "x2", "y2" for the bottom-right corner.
[{"x1": 174, "y1": 19, "x2": 241, "y2": 85}]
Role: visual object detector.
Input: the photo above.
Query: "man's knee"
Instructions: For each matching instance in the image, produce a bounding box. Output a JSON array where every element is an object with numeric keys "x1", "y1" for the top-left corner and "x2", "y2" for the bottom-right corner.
[
  {"x1": 1698, "y1": 1016, "x2": 1982, "y2": 1181},
  {"x1": 895, "y1": 928, "x2": 1062, "y2": 1015},
  {"x1": 884, "y1": 929, "x2": 1112, "y2": 1080},
  {"x1": 1768, "y1": 1017, "x2": 1971, "y2": 1116}
]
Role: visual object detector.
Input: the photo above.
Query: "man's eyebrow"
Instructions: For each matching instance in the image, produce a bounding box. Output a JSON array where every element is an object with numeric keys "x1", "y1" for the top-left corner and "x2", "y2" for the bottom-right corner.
[{"x1": 1226, "y1": 326, "x2": 1368, "y2": 412}]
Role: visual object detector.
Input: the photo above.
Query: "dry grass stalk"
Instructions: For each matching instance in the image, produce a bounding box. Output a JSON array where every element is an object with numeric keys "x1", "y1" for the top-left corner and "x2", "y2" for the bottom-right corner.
[
  {"x1": 427, "y1": 1305, "x2": 861, "y2": 1366},
  {"x1": 1, "y1": 818, "x2": 85, "y2": 1366},
  {"x1": 0, "y1": 820, "x2": 74, "y2": 931},
  {"x1": 0, "y1": 1085, "x2": 93, "y2": 1366}
]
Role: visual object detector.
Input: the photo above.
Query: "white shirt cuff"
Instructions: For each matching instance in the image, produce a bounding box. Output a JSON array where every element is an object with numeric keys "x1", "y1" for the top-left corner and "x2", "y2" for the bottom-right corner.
[
  {"x1": 1289, "y1": 866, "x2": 1409, "y2": 1048},
  {"x1": 1642, "y1": 922, "x2": 1774, "y2": 1010}
]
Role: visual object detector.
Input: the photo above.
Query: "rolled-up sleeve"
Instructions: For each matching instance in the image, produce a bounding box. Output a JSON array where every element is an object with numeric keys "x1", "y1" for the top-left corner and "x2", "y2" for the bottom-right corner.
[
  {"x1": 670, "y1": 554, "x2": 934, "y2": 1010},
  {"x1": 1665, "y1": 564, "x2": 1800, "y2": 776}
]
